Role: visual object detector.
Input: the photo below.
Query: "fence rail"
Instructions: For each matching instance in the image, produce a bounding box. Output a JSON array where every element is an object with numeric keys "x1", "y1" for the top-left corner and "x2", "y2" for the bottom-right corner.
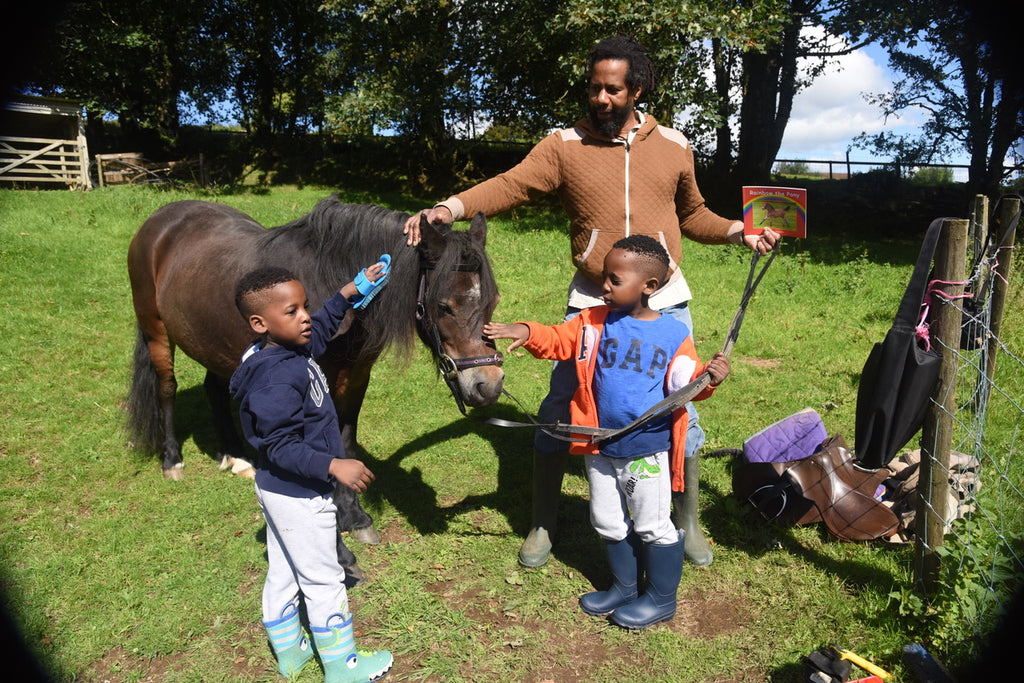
[{"x1": 773, "y1": 156, "x2": 1022, "y2": 184}]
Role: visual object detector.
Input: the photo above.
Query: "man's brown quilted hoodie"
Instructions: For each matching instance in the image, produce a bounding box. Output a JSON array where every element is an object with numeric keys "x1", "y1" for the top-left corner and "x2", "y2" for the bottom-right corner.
[{"x1": 438, "y1": 114, "x2": 738, "y2": 285}]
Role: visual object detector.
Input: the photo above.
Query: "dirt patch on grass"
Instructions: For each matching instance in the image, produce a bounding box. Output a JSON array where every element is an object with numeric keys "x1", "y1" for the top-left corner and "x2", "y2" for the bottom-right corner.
[
  {"x1": 670, "y1": 586, "x2": 757, "y2": 637},
  {"x1": 739, "y1": 356, "x2": 781, "y2": 369},
  {"x1": 419, "y1": 566, "x2": 758, "y2": 682}
]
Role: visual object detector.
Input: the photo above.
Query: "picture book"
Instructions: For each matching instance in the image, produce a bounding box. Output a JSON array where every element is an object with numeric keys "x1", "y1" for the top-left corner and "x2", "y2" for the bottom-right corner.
[{"x1": 742, "y1": 186, "x2": 807, "y2": 238}]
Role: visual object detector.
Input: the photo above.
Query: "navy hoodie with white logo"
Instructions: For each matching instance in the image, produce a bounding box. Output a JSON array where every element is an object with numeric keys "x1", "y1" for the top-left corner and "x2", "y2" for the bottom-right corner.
[{"x1": 229, "y1": 291, "x2": 351, "y2": 498}]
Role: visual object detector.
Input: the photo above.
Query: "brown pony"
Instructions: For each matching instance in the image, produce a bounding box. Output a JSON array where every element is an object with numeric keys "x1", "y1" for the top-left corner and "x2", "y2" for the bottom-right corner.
[
  {"x1": 125, "y1": 196, "x2": 504, "y2": 567},
  {"x1": 759, "y1": 200, "x2": 790, "y2": 228}
]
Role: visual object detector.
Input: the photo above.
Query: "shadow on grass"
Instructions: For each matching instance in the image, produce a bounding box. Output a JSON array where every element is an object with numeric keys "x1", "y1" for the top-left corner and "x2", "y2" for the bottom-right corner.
[
  {"x1": 165, "y1": 381, "x2": 616, "y2": 589},
  {"x1": 700, "y1": 452, "x2": 907, "y2": 590},
  {"x1": 351, "y1": 398, "x2": 608, "y2": 584}
]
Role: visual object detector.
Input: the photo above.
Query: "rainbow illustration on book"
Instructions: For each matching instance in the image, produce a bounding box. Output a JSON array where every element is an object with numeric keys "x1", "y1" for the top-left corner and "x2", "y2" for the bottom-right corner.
[{"x1": 742, "y1": 186, "x2": 807, "y2": 238}]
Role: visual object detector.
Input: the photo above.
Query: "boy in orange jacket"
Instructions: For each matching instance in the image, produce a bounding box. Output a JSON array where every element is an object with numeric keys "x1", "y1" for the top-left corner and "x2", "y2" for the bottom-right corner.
[{"x1": 485, "y1": 235, "x2": 729, "y2": 629}]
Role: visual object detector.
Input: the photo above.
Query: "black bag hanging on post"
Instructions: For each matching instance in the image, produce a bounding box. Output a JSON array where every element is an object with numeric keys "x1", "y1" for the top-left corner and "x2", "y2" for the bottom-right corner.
[{"x1": 854, "y1": 218, "x2": 945, "y2": 469}]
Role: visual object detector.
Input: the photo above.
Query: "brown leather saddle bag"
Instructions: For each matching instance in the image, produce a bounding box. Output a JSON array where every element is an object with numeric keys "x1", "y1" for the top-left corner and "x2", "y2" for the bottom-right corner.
[{"x1": 733, "y1": 435, "x2": 899, "y2": 541}]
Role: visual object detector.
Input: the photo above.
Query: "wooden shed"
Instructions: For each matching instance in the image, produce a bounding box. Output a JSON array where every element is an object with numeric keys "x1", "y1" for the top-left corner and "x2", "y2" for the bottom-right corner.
[{"x1": 0, "y1": 95, "x2": 92, "y2": 189}]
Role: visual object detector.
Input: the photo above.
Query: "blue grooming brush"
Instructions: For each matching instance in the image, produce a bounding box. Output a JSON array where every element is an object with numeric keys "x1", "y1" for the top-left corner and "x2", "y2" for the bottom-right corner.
[{"x1": 353, "y1": 254, "x2": 390, "y2": 309}]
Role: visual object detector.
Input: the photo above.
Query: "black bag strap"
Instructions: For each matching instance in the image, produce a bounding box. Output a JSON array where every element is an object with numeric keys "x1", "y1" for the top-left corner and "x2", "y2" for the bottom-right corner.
[
  {"x1": 969, "y1": 194, "x2": 1022, "y2": 286},
  {"x1": 988, "y1": 193, "x2": 1022, "y2": 252},
  {"x1": 893, "y1": 218, "x2": 947, "y2": 330}
]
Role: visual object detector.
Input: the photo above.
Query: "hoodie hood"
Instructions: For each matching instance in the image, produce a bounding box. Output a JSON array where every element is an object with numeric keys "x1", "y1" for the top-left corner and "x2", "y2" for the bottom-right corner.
[
  {"x1": 574, "y1": 110, "x2": 657, "y2": 144},
  {"x1": 229, "y1": 341, "x2": 298, "y2": 399}
]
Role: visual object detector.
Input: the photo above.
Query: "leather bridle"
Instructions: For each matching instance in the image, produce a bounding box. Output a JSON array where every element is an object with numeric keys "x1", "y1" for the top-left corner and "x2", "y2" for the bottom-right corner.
[{"x1": 416, "y1": 261, "x2": 503, "y2": 415}]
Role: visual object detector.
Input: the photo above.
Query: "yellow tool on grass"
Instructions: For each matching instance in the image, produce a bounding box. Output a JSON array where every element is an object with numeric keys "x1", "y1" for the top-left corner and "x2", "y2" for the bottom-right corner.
[{"x1": 829, "y1": 644, "x2": 892, "y2": 681}]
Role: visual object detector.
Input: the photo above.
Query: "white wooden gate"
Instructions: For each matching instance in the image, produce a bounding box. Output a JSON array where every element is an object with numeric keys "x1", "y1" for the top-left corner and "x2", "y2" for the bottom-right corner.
[{"x1": 0, "y1": 96, "x2": 91, "y2": 189}]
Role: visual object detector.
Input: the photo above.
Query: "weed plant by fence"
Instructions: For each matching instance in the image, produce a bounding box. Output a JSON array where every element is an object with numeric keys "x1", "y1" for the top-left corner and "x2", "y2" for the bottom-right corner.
[{"x1": 905, "y1": 196, "x2": 1022, "y2": 661}]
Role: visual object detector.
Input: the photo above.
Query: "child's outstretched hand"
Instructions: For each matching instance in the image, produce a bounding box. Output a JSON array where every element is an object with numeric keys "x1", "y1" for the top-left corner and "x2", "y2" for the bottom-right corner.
[
  {"x1": 484, "y1": 321, "x2": 530, "y2": 351},
  {"x1": 329, "y1": 458, "x2": 375, "y2": 493},
  {"x1": 705, "y1": 352, "x2": 731, "y2": 385}
]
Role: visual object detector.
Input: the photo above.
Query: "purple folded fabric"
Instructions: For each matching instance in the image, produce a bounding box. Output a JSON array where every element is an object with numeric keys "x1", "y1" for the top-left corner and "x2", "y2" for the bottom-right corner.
[{"x1": 743, "y1": 408, "x2": 828, "y2": 463}]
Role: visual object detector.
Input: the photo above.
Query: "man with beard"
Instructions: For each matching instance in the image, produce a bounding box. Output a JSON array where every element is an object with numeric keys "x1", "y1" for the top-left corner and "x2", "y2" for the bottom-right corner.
[{"x1": 405, "y1": 35, "x2": 777, "y2": 570}]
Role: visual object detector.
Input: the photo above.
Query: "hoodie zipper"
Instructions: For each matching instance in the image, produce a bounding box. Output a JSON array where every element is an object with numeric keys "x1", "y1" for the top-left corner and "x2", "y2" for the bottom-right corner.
[{"x1": 616, "y1": 112, "x2": 643, "y2": 237}]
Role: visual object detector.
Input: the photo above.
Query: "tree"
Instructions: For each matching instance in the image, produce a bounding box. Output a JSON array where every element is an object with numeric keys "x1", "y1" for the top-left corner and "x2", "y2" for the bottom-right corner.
[
  {"x1": 224, "y1": 0, "x2": 353, "y2": 148},
  {"x1": 471, "y1": 1, "x2": 790, "y2": 139},
  {"x1": 23, "y1": 0, "x2": 232, "y2": 151},
  {"x1": 24, "y1": 0, "x2": 354, "y2": 155},
  {"x1": 725, "y1": 0, "x2": 917, "y2": 183},
  {"x1": 854, "y1": 0, "x2": 1023, "y2": 195},
  {"x1": 321, "y1": 0, "x2": 788, "y2": 157}
]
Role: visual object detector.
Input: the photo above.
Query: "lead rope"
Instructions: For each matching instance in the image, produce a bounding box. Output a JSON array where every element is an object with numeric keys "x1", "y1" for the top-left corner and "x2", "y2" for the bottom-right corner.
[{"x1": 484, "y1": 244, "x2": 780, "y2": 442}]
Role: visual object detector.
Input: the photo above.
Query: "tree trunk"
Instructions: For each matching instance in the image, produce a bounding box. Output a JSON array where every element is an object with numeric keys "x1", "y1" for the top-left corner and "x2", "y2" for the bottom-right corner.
[
  {"x1": 709, "y1": 39, "x2": 735, "y2": 179},
  {"x1": 735, "y1": 7, "x2": 803, "y2": 183}
]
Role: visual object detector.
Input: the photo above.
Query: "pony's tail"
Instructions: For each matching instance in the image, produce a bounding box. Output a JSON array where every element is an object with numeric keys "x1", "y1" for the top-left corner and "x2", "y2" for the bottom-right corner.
[{"x1": 123, "y1": 327, "x2": 163, "y2": 454}]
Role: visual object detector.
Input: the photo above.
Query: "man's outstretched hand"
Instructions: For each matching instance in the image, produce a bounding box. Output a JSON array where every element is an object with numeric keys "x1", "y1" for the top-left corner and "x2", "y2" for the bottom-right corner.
[{"x1": 402, "y1": 205, "x2": 454, "y2": 246}]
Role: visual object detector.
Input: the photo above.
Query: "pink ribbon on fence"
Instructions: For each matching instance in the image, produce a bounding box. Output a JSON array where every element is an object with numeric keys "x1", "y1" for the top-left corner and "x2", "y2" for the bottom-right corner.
[{"x1": 916, "y1": 279, "x2": 973, "y2": 351}]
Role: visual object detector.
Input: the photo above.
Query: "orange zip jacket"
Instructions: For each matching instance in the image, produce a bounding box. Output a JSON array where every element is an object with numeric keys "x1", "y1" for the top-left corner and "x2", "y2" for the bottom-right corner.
[{"x1": 521, "y1": 306, "x2": 717, "y2": 492}]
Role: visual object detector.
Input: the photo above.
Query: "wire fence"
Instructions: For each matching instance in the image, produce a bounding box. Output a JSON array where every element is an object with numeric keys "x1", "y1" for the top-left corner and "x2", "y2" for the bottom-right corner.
[
  {"x1": 772, "y1": 157, "x2": 1023, "y2": 185},
  {"x1": 913, "y1": 195, "x2": 1022, "y2": 660}
]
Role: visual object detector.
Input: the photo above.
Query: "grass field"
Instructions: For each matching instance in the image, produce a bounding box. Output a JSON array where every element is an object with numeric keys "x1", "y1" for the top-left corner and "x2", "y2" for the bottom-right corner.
[{"x1": 0, "y1": 184, "x2": 1020, "y2": 682}]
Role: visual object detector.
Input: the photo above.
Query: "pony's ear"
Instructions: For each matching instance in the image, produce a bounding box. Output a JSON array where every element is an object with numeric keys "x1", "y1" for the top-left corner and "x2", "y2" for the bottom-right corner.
[
  {"x1": 419, "y1": 213, "x2": 449, "y2": 257},
  {"x1": 469, "y1": 211, "x2": 487, "y2": 248}
]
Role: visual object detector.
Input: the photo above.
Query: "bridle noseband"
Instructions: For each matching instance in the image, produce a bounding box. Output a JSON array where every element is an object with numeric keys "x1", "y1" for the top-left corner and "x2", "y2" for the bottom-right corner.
[{"x1": 416, "y1": 261, "x2": 503, "y2": 415}]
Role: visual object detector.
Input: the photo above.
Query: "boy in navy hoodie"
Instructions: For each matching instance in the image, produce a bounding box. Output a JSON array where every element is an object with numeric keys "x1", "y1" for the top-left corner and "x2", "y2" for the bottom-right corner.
[{"x1": 230, "y1": 263, "x2": 392, "y2": 683}]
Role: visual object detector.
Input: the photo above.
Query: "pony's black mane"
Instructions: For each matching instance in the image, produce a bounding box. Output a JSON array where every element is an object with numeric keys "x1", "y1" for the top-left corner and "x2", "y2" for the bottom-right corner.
[{"x1": 256, "y1": 195, "x2": 495, "y2": 363}]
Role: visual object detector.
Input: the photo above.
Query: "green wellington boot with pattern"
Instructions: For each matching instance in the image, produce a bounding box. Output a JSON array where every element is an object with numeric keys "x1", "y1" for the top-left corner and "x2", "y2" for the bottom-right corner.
[
  {"x1": 263, "y1": 602, "x2": 314, "y2": 678},
  {"x1": 311, "y1": 613, "x2": 393, "y2": 683}
]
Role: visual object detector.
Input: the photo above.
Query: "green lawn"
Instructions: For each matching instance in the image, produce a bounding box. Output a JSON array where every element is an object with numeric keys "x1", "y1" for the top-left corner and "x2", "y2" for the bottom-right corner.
[{"x1": 0, "y1": 185, "x2": 1019, "y2": 682}]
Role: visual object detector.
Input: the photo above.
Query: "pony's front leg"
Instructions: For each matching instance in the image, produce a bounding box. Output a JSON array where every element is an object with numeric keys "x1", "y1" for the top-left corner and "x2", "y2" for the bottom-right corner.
[
  {"x1": 203, "y1": 371, "x2": 255, "y2": 478},
  {"x1": 336, "y1": 416, "x2": 380, "y2": 546},
  {"x1": 335, "y1": 518, "x2": 364, "y2": 587}
]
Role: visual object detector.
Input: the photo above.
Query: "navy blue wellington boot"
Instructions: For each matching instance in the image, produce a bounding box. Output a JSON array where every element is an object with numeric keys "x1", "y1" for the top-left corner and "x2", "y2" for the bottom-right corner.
[
  {"x1": 579, "y1": 535, "x2": 640, "y2": 616},
  {"x1": 610, "y1": 535, "x2": 685, "y2": 629}
]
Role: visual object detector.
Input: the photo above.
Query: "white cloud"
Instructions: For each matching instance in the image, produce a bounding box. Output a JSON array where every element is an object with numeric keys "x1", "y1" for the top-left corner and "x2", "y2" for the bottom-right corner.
[{"x1": 778, "y1": 41, "x2": 922, "y2": 160}]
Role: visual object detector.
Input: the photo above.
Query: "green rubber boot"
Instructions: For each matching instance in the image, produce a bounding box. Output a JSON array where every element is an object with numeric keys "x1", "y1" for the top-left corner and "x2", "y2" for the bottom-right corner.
[
  {"x1": 263, "y1": 602, "x2": 314, "y2": 678},
  {"x1": 671, "y1": 454, "x2": 713, "y2": 566},
  {"x1": 311, "y1": 613, "x2": 393, "y2": 683},
  {"x1": 518, "y1": 449, "x2": 569, "y2": 567}
]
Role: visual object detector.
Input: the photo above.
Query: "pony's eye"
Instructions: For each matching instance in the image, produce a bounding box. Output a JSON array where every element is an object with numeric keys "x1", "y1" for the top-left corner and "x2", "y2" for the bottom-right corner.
[{"x1": 438, "y1": 302, "x2": 454, "y2": 316}]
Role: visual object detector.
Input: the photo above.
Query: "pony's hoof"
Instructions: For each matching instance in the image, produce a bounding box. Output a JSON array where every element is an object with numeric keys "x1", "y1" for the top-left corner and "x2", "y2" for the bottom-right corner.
[
  {"x1": 351, "y1": 525, "x2": 381, "y2": 545},
  {"x1": 163, "y1": 463, "x2": 184, "y2": 481},
  {"x1": 231, "y1": 459, "x2": 256, "y2": 479},
  {"x1": 344, "y1": 563, "x2": 366, "y2": 588},
  {"x1": 219, "y1": 456, "x2": 256, "y2": 479}
]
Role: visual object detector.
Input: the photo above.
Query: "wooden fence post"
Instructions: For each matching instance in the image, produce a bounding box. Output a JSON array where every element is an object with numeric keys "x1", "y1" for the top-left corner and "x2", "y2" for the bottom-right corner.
[
  {"x1": 986, "y1": 197, "x2": 1020, "y2": 382},
  {"x1": 914, "y1": 218, "x2": 968, "y2": 593}
]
